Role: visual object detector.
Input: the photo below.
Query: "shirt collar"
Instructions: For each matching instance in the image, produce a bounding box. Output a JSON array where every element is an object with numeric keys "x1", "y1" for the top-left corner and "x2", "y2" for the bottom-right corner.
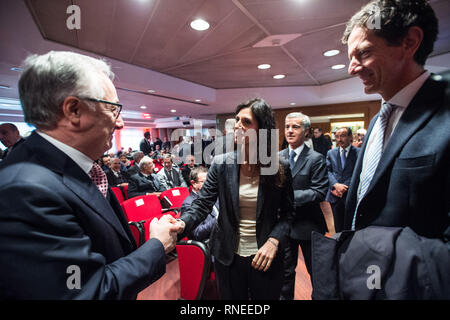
[
  {"x1": 36, "y1": 131, "x2": 95, "y2": 175},
  {"x1": 341, "y1": 144, "x2": 351, "y2": 153},
  {"x1": 386, "y1": 71, "x2": 430, "y2": 108},
  {"x1": 288, "y1": 143, "x2": 304, "y2": 156}
]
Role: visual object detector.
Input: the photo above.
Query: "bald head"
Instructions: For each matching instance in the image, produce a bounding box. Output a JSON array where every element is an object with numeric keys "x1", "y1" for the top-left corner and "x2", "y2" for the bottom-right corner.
[{"x1": 0, "y1": 123, "x2": 21, "y2": 148}]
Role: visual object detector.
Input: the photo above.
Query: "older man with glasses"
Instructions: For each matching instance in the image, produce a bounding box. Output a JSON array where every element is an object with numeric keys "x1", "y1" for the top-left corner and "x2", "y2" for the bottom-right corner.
[{"x1": 0, "y1": 51, "x2": 183, "y2": 299}]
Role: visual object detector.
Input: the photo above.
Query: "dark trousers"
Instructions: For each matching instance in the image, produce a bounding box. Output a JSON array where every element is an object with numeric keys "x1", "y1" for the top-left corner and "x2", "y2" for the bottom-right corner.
[
  {"x1": 280, "y1": 239, "x2": 312, "y2": 300},
  {"x1": 214, "y1": 253, "x2": 283, "y2": 300},
  {"x1": 331, "y1": 199, "x2": 346, "y2": 233}
]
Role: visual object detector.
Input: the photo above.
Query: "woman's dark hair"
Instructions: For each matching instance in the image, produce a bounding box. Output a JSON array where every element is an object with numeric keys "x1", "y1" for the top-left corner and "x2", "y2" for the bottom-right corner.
[
  {"x1": 235, "y1": 98, "x2": 286, "y2": 187},
  {"x1": 342, "y1": 0, "x2": 438, "y2": 66}
]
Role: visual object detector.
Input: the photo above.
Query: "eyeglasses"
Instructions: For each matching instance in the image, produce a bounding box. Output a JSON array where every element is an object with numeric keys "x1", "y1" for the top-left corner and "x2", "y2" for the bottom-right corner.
[{"x1": 84, "y1": 98, "x2": 122, "y2": 119}]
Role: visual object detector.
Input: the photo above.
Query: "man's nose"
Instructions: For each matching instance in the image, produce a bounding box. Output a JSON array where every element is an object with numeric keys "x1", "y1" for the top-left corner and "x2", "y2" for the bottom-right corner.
[
  {"x1": 115, "y1": 115, "x2": 124, "y2": 129},
  {"x1": 348, "y1": 57, "x2": 362, "y2": 75}
]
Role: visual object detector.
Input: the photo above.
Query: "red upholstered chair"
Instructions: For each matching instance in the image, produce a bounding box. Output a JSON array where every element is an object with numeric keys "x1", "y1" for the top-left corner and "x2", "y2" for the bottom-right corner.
[
  {"x1": 120, "y1": 194, "x2": 163, "y2": 222},
  {"x1": 128, "y1": 221, "x2": 145, "y2": 247},
  {"x1": 111, "y1": 187, "x2": 125, "y2": 204},
  {"x1": 122, "y1": 184, "x2": 129, "y2": 199},
  {"x1": 176, "y1": 240, "x2": 211, "y2": 300},
  {"x1": 159, "y1": 187, "x2": 190, "y2": 208}
]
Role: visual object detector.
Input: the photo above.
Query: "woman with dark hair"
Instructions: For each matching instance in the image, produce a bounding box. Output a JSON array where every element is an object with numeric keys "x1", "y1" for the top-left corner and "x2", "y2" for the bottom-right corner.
[{"x1": 177, "y1": 98, "x2": 294, "y2": 300}]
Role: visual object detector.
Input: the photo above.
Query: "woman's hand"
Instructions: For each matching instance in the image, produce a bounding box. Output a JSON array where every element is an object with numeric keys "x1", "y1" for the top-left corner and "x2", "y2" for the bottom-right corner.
[{"x1": 251, "y1": 237, "x2": 279, "y2": 272}]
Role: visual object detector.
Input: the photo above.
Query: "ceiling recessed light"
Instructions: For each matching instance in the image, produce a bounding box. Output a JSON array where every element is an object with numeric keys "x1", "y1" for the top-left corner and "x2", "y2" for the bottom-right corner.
[
  {"x1": 331, "y1": 64, "x2": 346, "y2": 70},
  {"x1": 290, "y1": 102, "x2": 296, "y2": 106},
  {"x1": 147, "y1": 89, "x2": 155, "y2": 93},
  {"x1": 273, "y1": 74, "x2": 285, "y2": 79},
  {"x1": 257, "y1": 64, "x2": 271, "y2": 70},
  {"x1": 140, "y1": 105, "x2": 147, "y2": 109},
  {"x1": 142, "y1": 113, "x2": 151, "y2": 119},
  {"x1": 190, "y1": 19, "x2": 210, "y2": 31},
  {"x1": 10, "y1": 67, "x2": 23, "y2": 72},
  {"x1": 195, "y1": 99, "x2": 201, "y2": 102},
  {"x1": 171, "y1": 109, "x2": 176, "y2": 113},
  {"x1": 323, "y1": 49, "x2": 340, "y2": 57},
  {"x1": 0, "y1": 85, "x2": 11, "y2": 90}
]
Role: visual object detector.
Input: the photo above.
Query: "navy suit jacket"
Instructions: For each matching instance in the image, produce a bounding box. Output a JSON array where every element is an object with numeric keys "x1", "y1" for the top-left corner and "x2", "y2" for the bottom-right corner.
[
  {"x1": 344, "y1": 76, "x2": 450, "y2": 249},
  {"x1": 325, "y1": 145, "x2": 359, "y2": 204},
  {"x1": 280, "y1": 146, "x2": 329, "y2": 240},
  {"x1": 181, "y1": 191, "x2": 219, "y2": 241},
  {"x1": 0, "y1": 132, "x2": 166, "y2": 299},
  {"x1": 179, "y1": 151, "x2": 294, "y2": 266},
  {"x1": 128, "y1": 171, "x2": 164, "y2": 199}
]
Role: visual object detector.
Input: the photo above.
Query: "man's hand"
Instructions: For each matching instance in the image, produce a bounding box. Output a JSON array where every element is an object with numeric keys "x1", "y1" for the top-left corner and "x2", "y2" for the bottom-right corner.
[
  {"x1": 333, "y1": 183, "x2": 348, "y2": 197},
  {"x1": 149, "y1": 216, "x2": 180, "y2": 253}
]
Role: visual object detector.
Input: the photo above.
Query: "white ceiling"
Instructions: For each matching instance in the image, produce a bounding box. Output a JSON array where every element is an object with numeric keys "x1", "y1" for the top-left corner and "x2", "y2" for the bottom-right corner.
[{"x1": 0, "y1": 0, "x2": 449, "y2": 128}]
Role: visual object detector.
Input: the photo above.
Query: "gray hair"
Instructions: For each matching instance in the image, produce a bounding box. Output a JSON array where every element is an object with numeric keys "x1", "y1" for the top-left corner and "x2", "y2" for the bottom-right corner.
[
  {"x1": 132, "y1": 151, "x2": 144, "y2": 161},
  {"x1": 138, "y1": 156, "x2": 154, "y2": 170},
  {"x1": 285, "y1": 112, "x2": 311, "y2": 129},
  {"x1": 18, "y1": 51, "x2": 114, "y2": 129},
  {"x1": 162, "y1": 153, "x2": 173, "y2": 162}
]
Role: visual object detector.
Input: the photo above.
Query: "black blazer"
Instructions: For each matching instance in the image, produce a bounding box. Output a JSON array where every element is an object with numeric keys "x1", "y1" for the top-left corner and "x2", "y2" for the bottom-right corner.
[
  {"x1": 344, "y1": 76, "x2": 450, "y2": 245},
  {"x1": 280, "y1": 146, "x2": 329, "y2": 240},
  {"x1": 106, "y1": 169, "x2": 130, "y2": 187},
  {"x1": 0, "y1": 132, "x2": 166, "y2": 299},
  {"x1": 179, "y1": 151, "x2": 294, "y2": 266},
  {"x1": 325, "y1": 145, "x2": 359, "y2": 204},
  {"x1": 128, "y1": 171, "x2": 164, "y2": 198}
]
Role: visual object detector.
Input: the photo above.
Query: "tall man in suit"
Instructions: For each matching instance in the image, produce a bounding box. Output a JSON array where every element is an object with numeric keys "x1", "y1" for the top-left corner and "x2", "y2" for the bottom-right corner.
[
  {"x1": 139, "y1": 131, "x2": 153, "y2": 155},
  {"x1": 0, "y1": 123, "x2": 24, "y2": 160},
  {"x1": 280, "y1": 112, "x2": 329, "y2": 300},
  {"x1": 0, "y1": 51, "x2": 182, "y2": 299},
  {"x1": 339, "y1": 0, "x2": 449, "y2": 296},
  {"x1": 325, "y1": 127, "x2": 360, "y2": 232}
]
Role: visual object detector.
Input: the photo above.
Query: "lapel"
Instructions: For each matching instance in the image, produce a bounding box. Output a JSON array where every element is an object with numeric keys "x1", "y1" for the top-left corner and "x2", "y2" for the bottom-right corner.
[
  {"x1": 291, "y1": 145, "x2": 310, "y2": 177},
  {"x1": 29, "y1": 132, "x2": 132, "y2": 244},
  {"x1": 335, "y1": 147, "x2": 344, "y2": 172},
  {"x1": 363, "y1": 78, "x2": 443, "y2": 198},
  {"x1": 225, "y1": 151, "x2": 240, "y2": 222}
]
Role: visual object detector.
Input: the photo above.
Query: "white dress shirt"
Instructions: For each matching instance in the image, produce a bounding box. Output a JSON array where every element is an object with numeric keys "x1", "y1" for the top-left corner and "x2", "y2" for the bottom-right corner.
[{"x1": 288, "y1": 143, "x2": 305, "y2": 163}]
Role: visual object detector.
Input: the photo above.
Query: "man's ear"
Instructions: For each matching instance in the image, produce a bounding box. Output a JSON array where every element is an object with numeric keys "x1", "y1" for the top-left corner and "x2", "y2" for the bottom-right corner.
[
  {"x1": 61, "y1": 96, "x2": 83, "y2": 126},
  {"x1": 403, "y1": 26, "x2": 424, "y2": 59}
]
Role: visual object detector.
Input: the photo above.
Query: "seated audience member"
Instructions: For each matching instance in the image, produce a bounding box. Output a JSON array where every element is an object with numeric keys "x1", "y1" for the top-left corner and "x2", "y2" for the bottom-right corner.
[
  {"x1": 119, "y1": 153, "x2": 132, "y2": 169},
  {"x1": 150, "y1": 144, "x2": 162, "y2": 160},
  {"x1": 161, "y1": 137, "x2": 171, "y2": 151},
  {"x1": 0, "y1": 123, "x2": 25, "y2": 160},
  {"x1": 128, "y1": 156, "x2": 165, "y2": 198},
  {"x1": 181, "y1": 167, "x2": 219, "y2": 242},
  {"x1": 181, "y1": 154, "x2": 198, "y2": 188},
  {"x1": 100, "y1": 154, "x2": 111, "y2": 172},
  {"x1": 157, "y1": 154, "x2": 187, "y2": 190},
  {"x1": 0, "y1": 50, "x2": 181, "y2": 299},
  {"x1": 106, "y1": 157, "x2": 130, "y2": 188},
  {"x1": 127, "y1": 151, "x2": 144, "y2": 176}
]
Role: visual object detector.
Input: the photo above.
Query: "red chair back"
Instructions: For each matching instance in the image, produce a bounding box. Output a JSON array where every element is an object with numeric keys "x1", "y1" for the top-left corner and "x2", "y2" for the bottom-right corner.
[
  {"x1": 111, "y1": 187, "x2": 125, "y2": 204},
  {"x1": 153, "y1": 162, "x2": 163, "y2": 173},
  {"x1": 159, "y1": 187, "x2": 190, "y2": 208},
  {"x1": 176, "y1": 240, "x2": 211, "y2": 300},
  {"x1": 128, "y1": 221, "x2": 145, "y2": 247},
  {"x1": 122, "y1": 184, "x2": 129, "y2": 199},
  {"x1": 120, "y1": 194, "x2": 163, "y2": 222}
]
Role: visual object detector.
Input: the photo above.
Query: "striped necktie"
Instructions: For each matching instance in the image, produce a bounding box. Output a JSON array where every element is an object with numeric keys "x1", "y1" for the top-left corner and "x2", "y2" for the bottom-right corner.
[{"x1": 352, "y1": 102, "x2": 397, "y2": 228}]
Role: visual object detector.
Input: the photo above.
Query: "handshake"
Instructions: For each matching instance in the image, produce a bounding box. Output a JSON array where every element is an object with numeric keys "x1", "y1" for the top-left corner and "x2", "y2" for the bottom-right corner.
[{"x1": 149, "y1": 215, "x2": 185, "y2": 253}]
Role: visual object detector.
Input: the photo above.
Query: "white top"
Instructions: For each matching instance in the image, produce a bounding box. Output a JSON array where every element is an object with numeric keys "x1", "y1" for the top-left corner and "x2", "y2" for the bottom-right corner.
[
  {"x1": 236, "y1": 168, "x2": 259, "y2": 257},
  {"x1": 37, "y1": 131, "x2": 94, "y2": 174}
]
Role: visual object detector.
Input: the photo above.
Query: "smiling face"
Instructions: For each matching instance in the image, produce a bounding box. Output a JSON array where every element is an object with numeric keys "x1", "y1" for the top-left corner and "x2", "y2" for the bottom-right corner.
[
  {"x1": 285, "y1": 117, "x2": 307, "y2": 149},
  {"x1": 347, "y1": 27, "x2": 407, "y2": 101}
]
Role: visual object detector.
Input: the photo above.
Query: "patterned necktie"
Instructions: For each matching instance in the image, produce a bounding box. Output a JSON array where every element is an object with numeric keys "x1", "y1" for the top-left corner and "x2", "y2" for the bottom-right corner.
[
  {"x1": 340, "y1": 148, "x2": 346, "y2": 168},
  {"x1": 89, "y1": 162, "x2": 108, "y2": 198},
  {"x1": 289, "y1": 150, "x2": 296, "y2": 171},
  {"x1": 352, "y1": 102, "x2": 397, "y2": 228}
]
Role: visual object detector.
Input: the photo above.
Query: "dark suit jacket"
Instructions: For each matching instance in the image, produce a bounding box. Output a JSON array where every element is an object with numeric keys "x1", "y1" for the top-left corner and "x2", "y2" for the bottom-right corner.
[
  {"x1": 344, "y1": 76, "x2": 450, "y2": 247},
  {"x1": 181, "y1": 191, "x2": 219, "y2": 241},
  {"x1": 325, "y1": 145, "x2": 359, "y2": 204},
  {"x1": 1, "y1": 137, "x2": 25, "y2": 160},
  {"x1": 179, "y1": 151, "x2": 294, "y2": 266},
  {"x1": 0, "y1": 132, "x2": 166, "y2": 299},
  {"x1": 139, "y1": 138, "x2": 153, "y2": 155},
  {"x1": 128, "y1": 171, "x2": 164, "y2": 199},
  {"x1": 280, "y1": 146, "x2": 329, "y2": 240},
  {"x1": 106, "y1": 169, "x2": 130, "y2": 187}
]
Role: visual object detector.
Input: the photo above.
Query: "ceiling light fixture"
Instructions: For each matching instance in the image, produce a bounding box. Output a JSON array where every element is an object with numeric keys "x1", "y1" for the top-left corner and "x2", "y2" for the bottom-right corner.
[
  {"x1": 0, "y1": 85, "x2": 11, "y2": 90},
  {"x1": 290, "y1": 102, "x2": 296, "y2": 106},
  {"x1": 190, "y1": 19, "x2": 210, "y2": 31},
  {"x1": 10, "y1": 67, "x2": 23, "y2": 72},
  {"x1": 257, "y1": 64, "x2": 271, "y2": 70},
  {"x1": 140, "y1": 106, "x2": 147, "y2": 109},
  {"x1": 331, "y1": 64, "x2": 346, "y2": 70},
  {"x1": 323, "y1": 49, "x2": 340, "y2": 57},
  {"x1": 170, "y1": 109, "x2": 176, "y2": 113},
  {"x1": 273, "y1": 74, "x2": 285, "y2": 79},
  {"x1": 147, "y1": 89, "x2": 155, "y2": 93},
  {"x1": 195, "y1": 99, "x2": 201, "y2": 102}
]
